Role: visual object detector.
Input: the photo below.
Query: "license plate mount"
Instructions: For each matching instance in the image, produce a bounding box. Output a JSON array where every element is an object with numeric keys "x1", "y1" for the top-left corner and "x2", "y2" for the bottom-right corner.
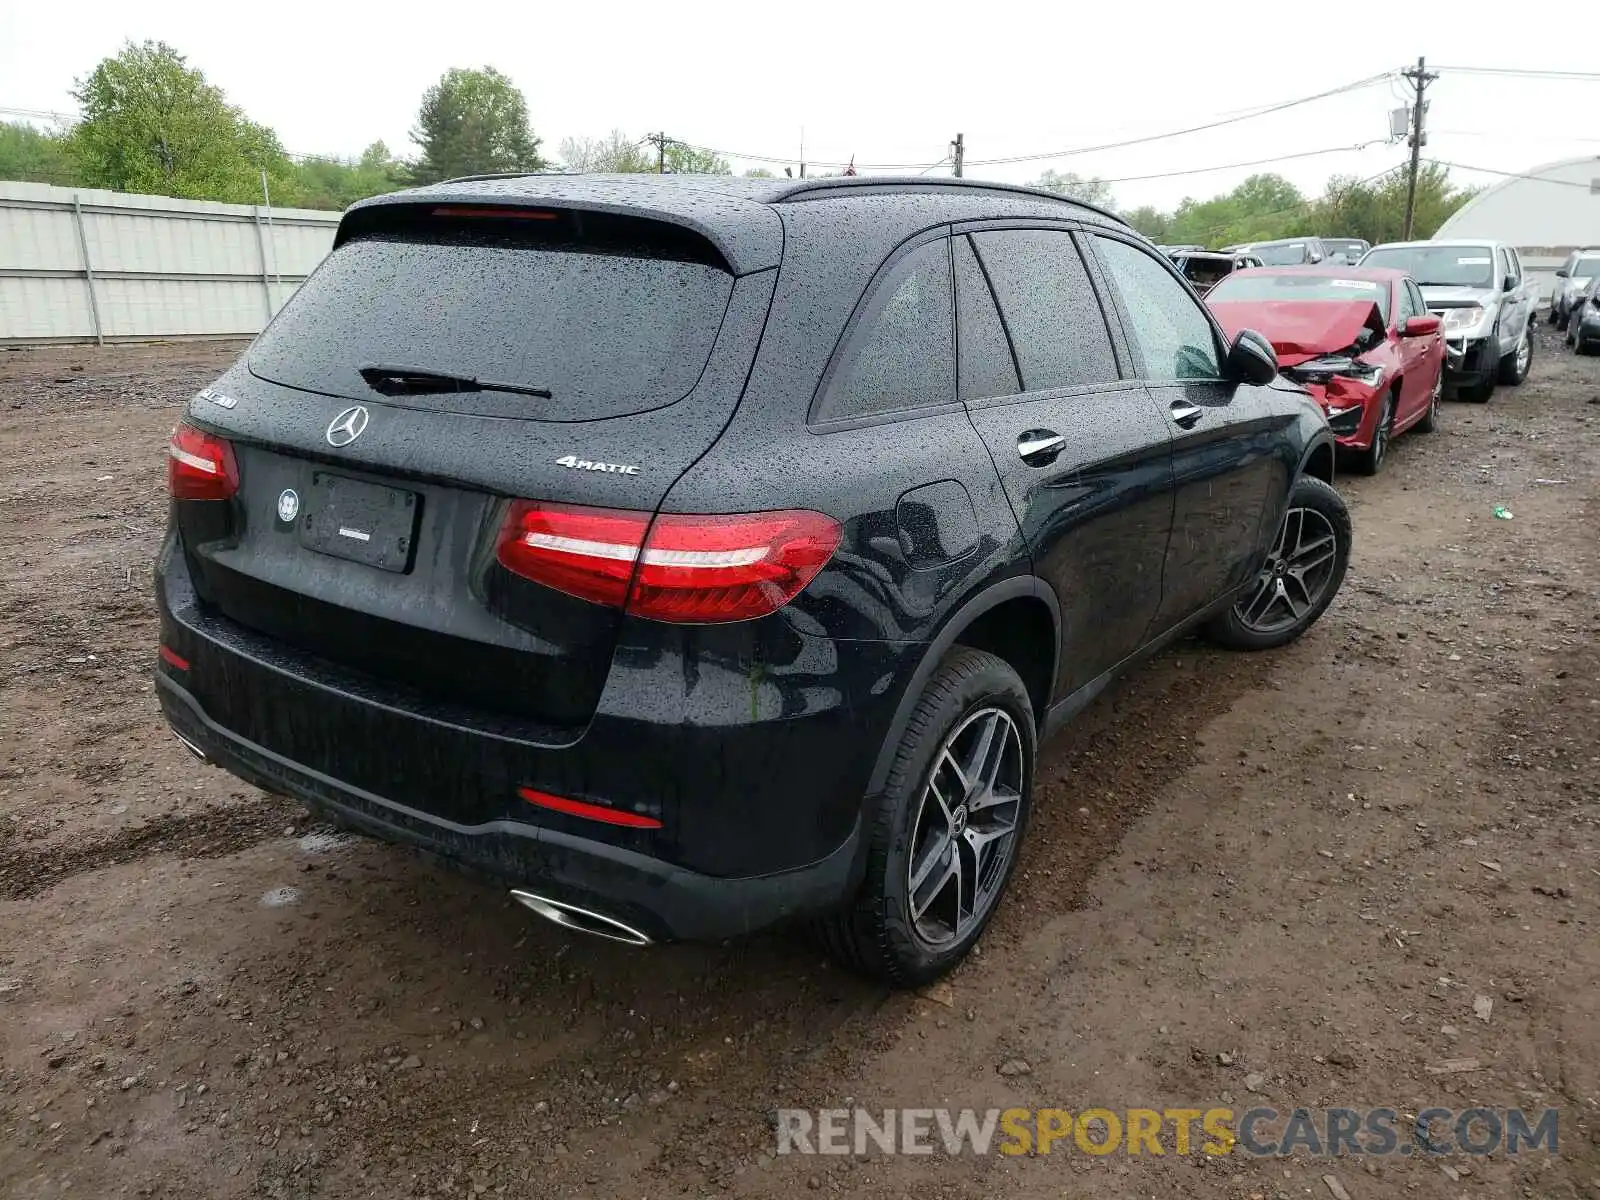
[{"x1": 297, "y1": 472, "x2": 420, "y2": 573}]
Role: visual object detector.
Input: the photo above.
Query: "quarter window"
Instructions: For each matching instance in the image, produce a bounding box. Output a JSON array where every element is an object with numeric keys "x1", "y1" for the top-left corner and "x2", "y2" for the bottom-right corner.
[
  {"x1": 815, "y1": 239, "x2": 955, "y2": 422},
  {"x1": 1092, "y1": 236, "x2": 1222, "y2": 380}
]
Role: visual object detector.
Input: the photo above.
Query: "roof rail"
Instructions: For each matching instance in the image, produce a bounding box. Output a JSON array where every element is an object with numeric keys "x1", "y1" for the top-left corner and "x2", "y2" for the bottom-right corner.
[{"x1": 770, "y1": 176, "x2": 1130, "y2": 227}]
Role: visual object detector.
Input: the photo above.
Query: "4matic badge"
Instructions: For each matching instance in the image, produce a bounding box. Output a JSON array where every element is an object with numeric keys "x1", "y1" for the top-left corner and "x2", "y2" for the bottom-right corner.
[{"x1": 555, "y1": 455, "x2": 640, "y2": 475}]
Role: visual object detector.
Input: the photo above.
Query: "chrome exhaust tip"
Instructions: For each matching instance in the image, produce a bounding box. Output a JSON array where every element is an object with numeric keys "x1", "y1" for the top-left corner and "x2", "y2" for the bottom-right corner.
[
  {"x1": 510, "y1": 889, "x2": 653, "y2": 947},
  {"x1": 173, "y1": 732, "x2": 208, "y2": 763}
]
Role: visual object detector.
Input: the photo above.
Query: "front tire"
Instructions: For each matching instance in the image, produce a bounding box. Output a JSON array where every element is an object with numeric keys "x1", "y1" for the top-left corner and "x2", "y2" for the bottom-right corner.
[
  {"x1": 818, "y1": 648, "x2": 1036, "y2": 986},
  {"x1": 1352, "y1": 390, "x2": 1395, "y2": 475},
  {"x1": 1498, "y1": 323, "x2": 1533, "y2": 385},
  {"x1": 1203, "y1": 476, "x2": 1351, "y2": 652}
]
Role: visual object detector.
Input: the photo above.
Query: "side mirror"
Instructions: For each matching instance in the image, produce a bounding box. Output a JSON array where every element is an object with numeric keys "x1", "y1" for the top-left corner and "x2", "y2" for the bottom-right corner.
[
  {"x1": 1402, "y1": 315, "x2": 1441, "y2": 337},
  {"x1": 1503, "y1": 276, "x2": 1516, "y2": 292},
  {"x1": 1228, "y1": 329, "x2": 1278, "y2": 385},
  {"x1": 1555, "y1": 268, "x2": 1569, "y2": 278}
]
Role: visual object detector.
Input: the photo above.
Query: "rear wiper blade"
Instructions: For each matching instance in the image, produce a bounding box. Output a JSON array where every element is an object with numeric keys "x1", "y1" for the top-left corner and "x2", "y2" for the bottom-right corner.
[{"x1": 359, "y1": 363, "x2": 553, "y2": 399}]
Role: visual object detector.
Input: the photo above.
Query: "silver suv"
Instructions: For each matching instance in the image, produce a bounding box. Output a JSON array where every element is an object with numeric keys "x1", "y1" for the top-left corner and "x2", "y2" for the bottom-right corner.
[
  {"x1": 1551, "y1": 249, "x2": 1600, "y2": 331},
  {"x1": 1360, "y1": 239, "x2": 1536, "y2": 402}
]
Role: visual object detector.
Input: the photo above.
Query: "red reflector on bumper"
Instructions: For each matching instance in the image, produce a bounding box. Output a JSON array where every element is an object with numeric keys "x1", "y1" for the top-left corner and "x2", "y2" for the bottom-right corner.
[
  {"x1": 517, "y1": 786, "x2": 662, "y2": 829},
  {"x1": 159, "y1": 645, "x2": 190, "y2": 671}
]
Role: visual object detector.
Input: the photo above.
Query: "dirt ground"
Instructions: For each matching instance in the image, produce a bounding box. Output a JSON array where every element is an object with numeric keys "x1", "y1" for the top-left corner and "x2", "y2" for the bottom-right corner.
[{"x1": 1, "y1": 328, "x2": 1597, "y2": 1200}]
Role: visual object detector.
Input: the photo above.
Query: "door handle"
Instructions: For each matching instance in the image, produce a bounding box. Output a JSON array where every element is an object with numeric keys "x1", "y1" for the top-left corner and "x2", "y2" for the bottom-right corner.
[
  {"x1": 1169, "y1": 401, "x2": 1204, "y2": 429},
  {"x1": 1017, "y1": 430, "x2": 1066, "y2": 466}
]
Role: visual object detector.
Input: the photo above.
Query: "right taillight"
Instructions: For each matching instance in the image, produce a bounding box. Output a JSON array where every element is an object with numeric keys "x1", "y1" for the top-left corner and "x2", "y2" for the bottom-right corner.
[
  {"x1": 167, "y1": 422, "x2": 239, "y2": 500},
  {"x1": 495, "y1": 501, "x2": 841, "y2": 623}
]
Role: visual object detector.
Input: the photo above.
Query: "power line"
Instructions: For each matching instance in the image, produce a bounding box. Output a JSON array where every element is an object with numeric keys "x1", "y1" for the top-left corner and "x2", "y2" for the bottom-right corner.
[
  {"x1": 678, "y1": 72, "x2": 1396, "y2": 173},
  {"x1": 0, "y1": 105, "x2": 75, "y2": 123},
  {"x1": 964, "y1": 73, "x2": 1395, "y2": 166},
  {"x1": 1095, "y1": 140, "x2": 1388, "y2": 185},
  {"x1": 1432, "y1": 65, "x2": 1600, "y2": 81}
]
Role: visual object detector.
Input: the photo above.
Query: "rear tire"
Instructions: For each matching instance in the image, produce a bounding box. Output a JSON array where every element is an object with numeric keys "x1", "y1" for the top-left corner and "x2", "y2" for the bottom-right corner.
[
  {"x1": 1498, "y1": 324, "x2": 1533, "y2": 385},
  {"x1": 817, "y1": 648, "x2": 1036, "y2": 987},
  {"x1": 1203, "y1": 476, "x2": 1351, "y2": 652},
  {"x1": 1415, "y1": 374, "x2": 1441, "y2": 433}
]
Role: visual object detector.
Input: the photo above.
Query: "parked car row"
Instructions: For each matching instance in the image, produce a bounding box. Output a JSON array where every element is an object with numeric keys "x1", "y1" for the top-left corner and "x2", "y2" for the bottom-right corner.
[
  {"x1": 1218, "y1": 236, "x2": 1370, "y2": 267},
  {"x1": 156, "y1": 175, "x2": 1348, "y2": 986}
]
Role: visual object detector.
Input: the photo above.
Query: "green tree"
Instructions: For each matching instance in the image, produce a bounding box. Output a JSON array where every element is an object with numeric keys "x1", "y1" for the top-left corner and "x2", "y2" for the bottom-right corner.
[
  {"x1": 1121, "y1": 204, "x2": 1171, "y2": 241},
  {"x1": 68, "y1": 40, "x2": 293, "y2": 202},
  {"x1": 663, "y1": 142, "x2": 731, "y2": 175},
  {"x1": 743, "y1": 167, "x2": 777, "y2": 179},
  {"x1": 1032, "y1": 169, "x2": 1114, "y2": 208},
  {"x1": 0, "y1": 121, "x2": 79, "y2": 186},
  {"x1": 557, "y1": 129, "x2": 652, "y2": 173},
  {"x1": 1312, "y1": 164, "x2": 1475, "y2": 245},
  {"x1": 410, "y1": 67, "x2": 545, "y2": 184},
  {"x1": 287, "y1": 141, "x2": 407, "y2": 210},
  {"x1": 1162, "y1": 173, "x2": 1309, "y2": 247}
]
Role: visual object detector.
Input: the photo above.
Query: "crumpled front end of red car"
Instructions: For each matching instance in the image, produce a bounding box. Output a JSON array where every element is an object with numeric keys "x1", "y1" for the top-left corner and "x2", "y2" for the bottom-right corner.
[{"x1": 1283, "y1": 360, "x2": 1386, "y2": 450}]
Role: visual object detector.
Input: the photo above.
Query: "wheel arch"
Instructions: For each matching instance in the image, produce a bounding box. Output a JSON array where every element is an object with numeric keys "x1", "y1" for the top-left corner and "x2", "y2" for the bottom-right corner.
[
  {"x1": 864, "y1": 576, "x2": 1060, "y2": 797},
  {"x1": 1299, "y1": 433, "x2": 1335, "y2": 485}
]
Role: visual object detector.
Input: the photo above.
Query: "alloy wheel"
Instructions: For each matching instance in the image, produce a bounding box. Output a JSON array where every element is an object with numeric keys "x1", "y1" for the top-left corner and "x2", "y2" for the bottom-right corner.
[
  {"x1": 905, "y1": 706, "x2": 1024, "y2": 948},
  {"x1": 1233, "y1": 507, "x2": 1341, "y2": 635},
  {"x1": 1516, "y1": 329, "x2": 1532, "y2": 377},
  {"x1": 1372, "y1": 395, "x2": 1392, "y2": 467}
]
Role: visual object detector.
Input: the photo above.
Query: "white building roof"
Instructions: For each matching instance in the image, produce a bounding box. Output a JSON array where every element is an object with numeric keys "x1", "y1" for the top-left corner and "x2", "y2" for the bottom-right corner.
[{"x1": 1434, "y1": 157, "x2": 1600, "y2": 252}]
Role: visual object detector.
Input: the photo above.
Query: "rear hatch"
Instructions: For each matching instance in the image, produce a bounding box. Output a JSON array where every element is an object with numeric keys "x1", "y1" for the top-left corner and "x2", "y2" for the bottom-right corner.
[{"x1": 175, "y1": 203, "x2": 775, "y2": 732}]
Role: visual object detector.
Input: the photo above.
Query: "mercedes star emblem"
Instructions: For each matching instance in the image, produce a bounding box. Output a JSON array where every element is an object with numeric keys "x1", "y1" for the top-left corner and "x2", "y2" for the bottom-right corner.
[{"x1": 325, "y1": 405, "x2": 370, "y2": 447}]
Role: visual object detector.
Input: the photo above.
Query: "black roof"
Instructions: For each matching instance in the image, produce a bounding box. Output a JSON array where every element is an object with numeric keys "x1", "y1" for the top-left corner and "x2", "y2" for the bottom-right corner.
[{"x1": 344, "y1": 173, "x2": 1129, "y2": 276}]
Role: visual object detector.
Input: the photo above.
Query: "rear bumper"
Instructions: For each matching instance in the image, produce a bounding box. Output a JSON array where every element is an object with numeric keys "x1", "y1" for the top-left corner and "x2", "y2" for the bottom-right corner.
[
  {"x1": 154, "y1": 535, "x2": 901, "y2": 941},
  {"x1": 157, "y1": 675, "x2": 860, "y2": 941}
]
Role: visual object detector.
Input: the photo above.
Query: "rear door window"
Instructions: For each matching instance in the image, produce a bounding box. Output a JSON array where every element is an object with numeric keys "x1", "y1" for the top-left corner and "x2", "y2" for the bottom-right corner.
[
  {"x1": 1091, "y1": 235, "x2": 1223, "y2": 380},
  {"x1": 969, "y1": 229, "x2": 1119, "y2": 392},
  {"x1": 814, "y1": 238, "x2": 955, "y2": 422},
  {"x1": 952, "y1": 235, "x2": 1021, "y2": 401},
  {"x1": 249, "y1": 212, "x2": 736, "y2": 422}
]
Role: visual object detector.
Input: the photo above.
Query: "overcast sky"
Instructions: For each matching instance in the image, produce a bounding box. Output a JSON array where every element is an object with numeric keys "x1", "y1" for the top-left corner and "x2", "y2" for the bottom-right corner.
[{"x1": 3, "y1": 0, "x2": 1597, "y2": 212}]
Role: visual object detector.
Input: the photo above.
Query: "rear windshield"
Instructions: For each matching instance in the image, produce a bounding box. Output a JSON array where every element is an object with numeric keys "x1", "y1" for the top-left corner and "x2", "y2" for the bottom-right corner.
[
  {"x1": 1361, "y1": 245, "x2": 1493, "y2": 289},
  {"x1": 249, "y1": 217, "x2": 734, "y2": 421},
  {"x1": 1209, "y1": 272, "x2": 1390, "y2": 322},
  {"x1": 1254, "y1": 242, "x2": 1313, "y2": 266},
  {"x1": 1178, "y1": 257, "x2": 1235, "y2": 288}
]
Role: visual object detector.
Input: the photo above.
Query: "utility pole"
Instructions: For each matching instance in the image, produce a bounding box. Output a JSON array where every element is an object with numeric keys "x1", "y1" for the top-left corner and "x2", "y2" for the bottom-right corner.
[
  {"x1": 951, "y1": 133, "x2": 965, "y2": 178},
  {"x1": 646, "y1": 131, "x2": 670, "y2": 174},
  {"x1": 1401, "y1": 56, "x2": 1438, "y2": 239}
]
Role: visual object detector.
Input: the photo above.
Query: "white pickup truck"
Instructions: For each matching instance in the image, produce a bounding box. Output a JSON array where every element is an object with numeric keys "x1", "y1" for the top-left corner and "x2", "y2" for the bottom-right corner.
[{"x1": 1359, "y1": 239, "x2": 1537, "y2": 402}]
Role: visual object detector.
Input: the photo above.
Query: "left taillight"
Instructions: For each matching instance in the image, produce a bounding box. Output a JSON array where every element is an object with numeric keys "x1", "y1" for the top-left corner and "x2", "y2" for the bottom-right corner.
[
  {"x1": 495, "y1": 502, "x2": 841, "y2": 623},
  {"x1": 167, "y1": 422, "x2": 238, "y2": 501}
]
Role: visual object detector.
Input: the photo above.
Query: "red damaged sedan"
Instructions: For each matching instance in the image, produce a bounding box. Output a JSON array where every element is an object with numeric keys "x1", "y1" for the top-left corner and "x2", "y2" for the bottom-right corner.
[{"x1": 1207, "y1": 267, "x2": 1445, "y2": 474}]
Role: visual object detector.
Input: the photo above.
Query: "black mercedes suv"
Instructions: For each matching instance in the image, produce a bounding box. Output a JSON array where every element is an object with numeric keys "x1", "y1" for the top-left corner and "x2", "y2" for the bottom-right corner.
[{"x1": 156, "y1": 175, "x2": 1347, "y2": 985}]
